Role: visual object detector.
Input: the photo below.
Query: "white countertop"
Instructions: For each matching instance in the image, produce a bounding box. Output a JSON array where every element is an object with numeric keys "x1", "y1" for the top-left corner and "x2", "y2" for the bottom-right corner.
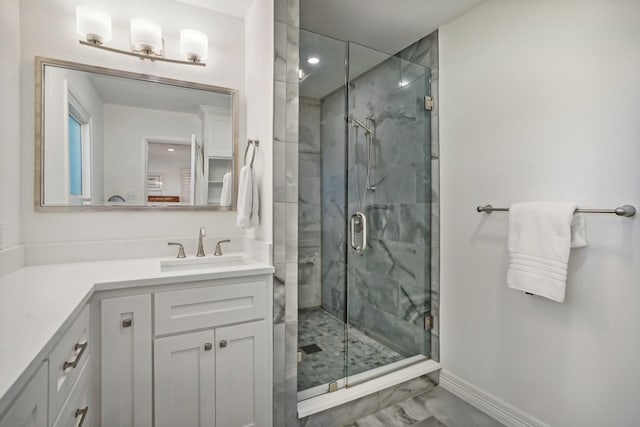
[{"x1": 0, "y1": 254, "x2": 273, "y2": 413}]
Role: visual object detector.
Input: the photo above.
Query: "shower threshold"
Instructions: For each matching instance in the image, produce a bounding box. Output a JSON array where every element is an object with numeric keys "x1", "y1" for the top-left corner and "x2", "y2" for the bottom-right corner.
[{"x1": 297, "y1": 357, "x2": 441, "y2": 418}]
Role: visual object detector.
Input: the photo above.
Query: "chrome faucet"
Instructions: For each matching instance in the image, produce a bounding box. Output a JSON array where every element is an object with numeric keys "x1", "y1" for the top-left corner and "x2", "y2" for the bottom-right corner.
[
  {"x1": 214, "y1": 239, "x2": 231, "y2": 256},
  {"x1": 197, "y1": 226, "x2": 206, "y2": 257}
]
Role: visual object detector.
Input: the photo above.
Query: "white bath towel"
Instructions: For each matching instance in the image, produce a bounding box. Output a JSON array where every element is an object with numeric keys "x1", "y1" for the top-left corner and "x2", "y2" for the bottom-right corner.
[
  {"x1": 219, "y1": 172, "x2": 232, "y2": 207},
  {"x1": 507, "y1": 202, "x2": 587, "y2": 302},
  {"x1": 236, "y1": 166, "x2": 259, "y2": 228}
]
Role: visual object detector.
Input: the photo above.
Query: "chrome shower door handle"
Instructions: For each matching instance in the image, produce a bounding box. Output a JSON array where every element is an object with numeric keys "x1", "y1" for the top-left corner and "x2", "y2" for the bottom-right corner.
[{"x1": 350, "y1": 212, "x2": 367, "y2": 253}]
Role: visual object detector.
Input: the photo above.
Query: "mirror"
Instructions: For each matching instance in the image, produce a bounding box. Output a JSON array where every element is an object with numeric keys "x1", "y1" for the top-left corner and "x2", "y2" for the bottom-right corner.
[{"x1": 35, "y1": 56, "x2": 238, "y2": 210}]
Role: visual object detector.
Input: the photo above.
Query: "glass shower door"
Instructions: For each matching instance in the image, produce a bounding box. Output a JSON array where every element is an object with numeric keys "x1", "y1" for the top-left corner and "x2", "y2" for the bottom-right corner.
[{"x1": 345, "y1": 41, "x2": 432, "y2": 385}]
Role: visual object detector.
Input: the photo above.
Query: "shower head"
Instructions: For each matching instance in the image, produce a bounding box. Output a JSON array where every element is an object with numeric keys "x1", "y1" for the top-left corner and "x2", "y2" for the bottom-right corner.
[{"x1": 349, "y1": 115, "x2": 373, "y2": 135}]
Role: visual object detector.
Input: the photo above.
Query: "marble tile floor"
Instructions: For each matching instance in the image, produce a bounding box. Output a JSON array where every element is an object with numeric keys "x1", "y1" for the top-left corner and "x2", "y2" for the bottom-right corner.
[
  {"x1": 345, "y1": 387, "x2": 506, "y2": 427},
  {"x1": 298, "y1": 308, "x2": 405, "y2": 391}
]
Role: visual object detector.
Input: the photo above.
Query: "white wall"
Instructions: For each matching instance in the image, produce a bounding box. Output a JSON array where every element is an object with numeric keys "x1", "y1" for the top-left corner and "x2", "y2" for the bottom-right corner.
[
  {"x1": 0, "y1": 0, "x2": 21, "y2": 250},
  {"x1": 103, "y1": 104, "x2": 199, "y2": 203},
  {"x1": 440, "y1": 1, "x2": 640, "y2": 426},
  {"x1": 244, "y1": 0, "x2": 274, "y2": 243},
  {"x1": 20, "y1": 0, "x2": 246, "y2": 244}
]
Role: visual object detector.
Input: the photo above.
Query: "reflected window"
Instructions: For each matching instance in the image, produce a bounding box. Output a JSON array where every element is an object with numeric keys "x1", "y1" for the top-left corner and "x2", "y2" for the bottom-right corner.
[
  {"x1": 68, "y1": 115, "x2": 83, "y2": 195},
  {"x1": 68, "y1": 95, "x2": 92, "y2": 203}
]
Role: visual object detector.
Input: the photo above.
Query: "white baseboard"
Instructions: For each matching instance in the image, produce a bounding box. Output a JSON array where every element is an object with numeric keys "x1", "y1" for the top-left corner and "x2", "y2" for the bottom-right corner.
[{"x1": 439, "y1": 370, "x2": 550, "y2": 427}]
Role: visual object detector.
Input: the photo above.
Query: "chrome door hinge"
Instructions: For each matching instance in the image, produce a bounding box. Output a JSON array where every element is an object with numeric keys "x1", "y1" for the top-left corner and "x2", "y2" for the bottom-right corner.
[
  {"x1": 297, "y1": 351, "x2": 303, "y2": 363},
  {"x1": 424, "y1": 96, "x2": 434, "y2": 111},
  {"x1": 423, "y1": 314, "x2": 434, "y2": 330}
]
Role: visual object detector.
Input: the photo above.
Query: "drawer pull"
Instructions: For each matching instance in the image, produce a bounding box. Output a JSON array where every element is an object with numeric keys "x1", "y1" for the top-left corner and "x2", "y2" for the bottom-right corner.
[
  {"x1": 122, "y1": 318, "x2": 132, "y2": 328},
  {"x1": 63, "y1": 342, "x2": 88, "y2": 370},
  {"x1": 219, "y1": 340, "x2": 228, "y2": 348},
  {"x1": 204, "y1": 342, "x2": 213, "y2": 351},
  {"x1": 75, "y1": 406, "x2": 89, "y2": 427}
]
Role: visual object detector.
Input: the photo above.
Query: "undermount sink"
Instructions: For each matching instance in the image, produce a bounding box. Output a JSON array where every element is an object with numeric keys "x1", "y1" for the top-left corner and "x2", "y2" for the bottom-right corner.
[{"x1": 161, "y1": 254, "x2": 247, "y2": 272}]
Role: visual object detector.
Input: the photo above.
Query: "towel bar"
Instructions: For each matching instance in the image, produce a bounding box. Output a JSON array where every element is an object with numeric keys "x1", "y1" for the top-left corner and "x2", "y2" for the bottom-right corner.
[
  {"x1": 244, "y1": 139, "x2": 259, "y2": 167},
  {"x1": 476, "y1": 204, "x2": 636, "y2": 217}
]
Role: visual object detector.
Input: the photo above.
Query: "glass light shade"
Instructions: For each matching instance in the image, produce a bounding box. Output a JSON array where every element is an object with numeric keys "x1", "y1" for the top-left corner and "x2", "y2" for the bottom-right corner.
[
  {"x1": 130, "y1": 19, "x2": 162, "y2": 54},
  {"x1": 180, "y1": 29, "x2": 208, "y2": 62},
  {"x1": 76, "y1": 6, "x2": 112, "y2": 44}
]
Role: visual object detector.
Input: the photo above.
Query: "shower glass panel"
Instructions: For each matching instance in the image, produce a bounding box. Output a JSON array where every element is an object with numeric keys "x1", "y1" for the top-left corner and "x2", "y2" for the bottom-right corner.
[
  {"x1": 346, "y1": 41, "x2": 431, "y2": 384},
  {"x1": 297, "y1": 31, "x2": 431, "y2": 400},
  {"x1": 298, "y1": 29, "x2": 348, "y2": 399}
]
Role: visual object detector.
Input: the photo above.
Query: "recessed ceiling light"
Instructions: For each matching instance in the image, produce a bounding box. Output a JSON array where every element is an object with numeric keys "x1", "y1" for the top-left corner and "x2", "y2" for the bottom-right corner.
[
  {"x1": 307, "y1": 57, "x2": 320, "y2": 65},
  {"x1": 399, "y1": 80, "x2": 409, "y2": 87},
  {"x1": 167, "y1": 148, "x2": 175, "y2": 152}
]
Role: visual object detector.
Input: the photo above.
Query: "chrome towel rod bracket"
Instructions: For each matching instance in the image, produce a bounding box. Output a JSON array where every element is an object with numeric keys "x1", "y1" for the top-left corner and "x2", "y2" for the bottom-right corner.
[{"x1": 476, "y1": 204, "x2": 636, "y2": 217}]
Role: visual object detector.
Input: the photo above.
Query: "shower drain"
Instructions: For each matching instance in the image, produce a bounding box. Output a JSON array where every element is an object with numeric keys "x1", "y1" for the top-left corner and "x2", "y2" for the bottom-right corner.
[{"x1": 300, "y1": 344, "x2": 323, "y2": 354}]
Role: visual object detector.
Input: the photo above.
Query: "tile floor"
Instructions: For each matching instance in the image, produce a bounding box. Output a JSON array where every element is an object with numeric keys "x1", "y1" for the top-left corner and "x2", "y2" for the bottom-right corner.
[
  {"x1": 345, "y1": 386, "x2": 506, "y2": 427},
  {"x1": 298, "y1": 308, "x2": 405, "y2": 391}
]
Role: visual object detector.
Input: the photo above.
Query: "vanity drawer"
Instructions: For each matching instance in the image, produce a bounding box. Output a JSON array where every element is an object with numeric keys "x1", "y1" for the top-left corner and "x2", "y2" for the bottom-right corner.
[
  {"x1": 52, "y1": 355, "x2": 91, "y2": 427},
  {"x1": 48, "y1": 305, "x2": 90, "y2": 425},
  {"x1": 154, "y1": 279, "x2": 267, "y2": 335}
]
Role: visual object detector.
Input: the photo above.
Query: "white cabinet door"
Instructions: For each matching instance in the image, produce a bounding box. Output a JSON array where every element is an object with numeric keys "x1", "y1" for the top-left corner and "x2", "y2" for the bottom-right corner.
[
  {"x1": 154, "y1": 330, "x2": 216, "y2": 427},
  {"x1": 216, "y1": 320, "x2": 269, "y2": 427},
  {"x1": 0, "y1": 362, "x2": 48, "y2": 427},
  {"x1": 101, "y1": 295, "x2": 152, "y2": 427}
]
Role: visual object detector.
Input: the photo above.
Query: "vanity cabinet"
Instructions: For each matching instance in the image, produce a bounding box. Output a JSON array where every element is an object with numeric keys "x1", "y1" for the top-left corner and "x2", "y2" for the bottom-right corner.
[
  {"x1": 0, "y1": 363, "x2": 48, "y2": 427},
  {"x1": 101, "y1": 275, "x2": 271, "y2": 427}
]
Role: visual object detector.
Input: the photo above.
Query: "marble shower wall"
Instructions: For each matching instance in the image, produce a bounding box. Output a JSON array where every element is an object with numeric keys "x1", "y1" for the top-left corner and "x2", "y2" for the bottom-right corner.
[
  {"x1": 298, "y1": 97, "x2": 322, "y2": 309},
  {"x1": 273, "y1": 0, "x2": 300, "y2": 425},
  {"x1": 320, "y1": 87, "x2": 348, "y2": 320}
]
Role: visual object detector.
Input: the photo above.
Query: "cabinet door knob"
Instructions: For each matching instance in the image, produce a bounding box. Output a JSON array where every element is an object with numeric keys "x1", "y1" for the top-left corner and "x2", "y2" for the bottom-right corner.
[
  {"x1": 204, "y1": 343, "x2": 213, "y2": 351},
  {"x1": 219, "y1": 340, "x2": 228, "y2": 348},
  {"x1": 122, "y1": 319, "x2": 132, "y2": 328}
]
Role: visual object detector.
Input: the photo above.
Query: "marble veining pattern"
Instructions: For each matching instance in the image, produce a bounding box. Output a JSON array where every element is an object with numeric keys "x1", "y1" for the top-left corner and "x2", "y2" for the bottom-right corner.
[
  {"x1": 274, "y1": 0, "x2": 300, "y2": 425},
  {"x1": 298, "y1": 97, "x2": 322, "y2": 309},
  {"x1": 345, "y1": 387, "x2": 506, "y2": 427}
]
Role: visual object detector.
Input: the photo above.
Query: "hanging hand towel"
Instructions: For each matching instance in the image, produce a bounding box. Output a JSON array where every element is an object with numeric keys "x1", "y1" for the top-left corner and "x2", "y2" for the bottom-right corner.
[
  {"x1": 236, "y1": 166, "x2": 259, "y2": 228},
  {"x1": 250, "y1": 166, "x2": 259, "y2": 227},
  {"x1": 507, "y1": 201, "x2": 587, "y2": 302},
  {"x1": 219, "y1": 172, "x2": 232, "y2": 207}
]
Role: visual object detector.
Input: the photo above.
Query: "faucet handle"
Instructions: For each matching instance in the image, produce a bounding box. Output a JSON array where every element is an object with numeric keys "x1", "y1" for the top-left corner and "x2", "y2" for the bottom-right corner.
[
  {"x1": 214, "y1": 239, "x2": 231, "y2": 256},
  {"x1": 168, "y1": 242, "x2": 186, "y2": 258}
]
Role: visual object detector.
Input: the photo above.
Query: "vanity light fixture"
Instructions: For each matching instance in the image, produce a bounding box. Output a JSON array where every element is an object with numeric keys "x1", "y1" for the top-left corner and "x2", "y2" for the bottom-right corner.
[
  {"x1": 76, "y1": 6, "x2": 207, "y2": 66},
  {"x1": 167, "y1": 148, "x2": 175, "y2": 152}
]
